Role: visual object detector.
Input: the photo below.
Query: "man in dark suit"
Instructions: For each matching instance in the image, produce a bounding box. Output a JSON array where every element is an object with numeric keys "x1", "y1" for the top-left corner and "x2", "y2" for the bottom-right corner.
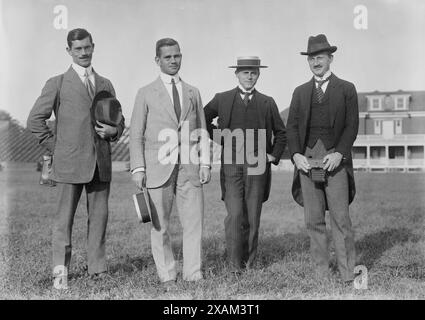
[
  {"x1": 286, "y1": 34, "x2": 359, "y2": 283},
  {"x1": 27, "y1": 28, "x2": 125, "y2": 289},
  {"x1": 204, "y1": 57, "x2": 286, "y2": 271}
]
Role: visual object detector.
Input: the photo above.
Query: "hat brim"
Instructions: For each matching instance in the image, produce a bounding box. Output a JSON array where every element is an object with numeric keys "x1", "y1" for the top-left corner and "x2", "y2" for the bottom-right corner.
[
  {"x1": 228, "y1": 65, "x2": 268, "y2": 68},
  {"x1": 300, "y1": 46, "x2": 337, "y2": 56}
]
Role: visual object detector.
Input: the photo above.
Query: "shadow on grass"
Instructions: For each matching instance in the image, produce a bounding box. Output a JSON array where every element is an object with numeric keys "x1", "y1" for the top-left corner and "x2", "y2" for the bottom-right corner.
[
  {"x1": 200, "y1": 232, "x2": 310, "y2": 274},
  {"x1": 356, "y1": 227, "x2": 421, "y2": 269}
]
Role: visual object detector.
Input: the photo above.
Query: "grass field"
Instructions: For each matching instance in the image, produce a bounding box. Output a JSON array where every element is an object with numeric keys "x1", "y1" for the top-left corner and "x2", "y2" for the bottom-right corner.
[{"x1": 1, "y1": 165, "x2": 425, "y2": 299}]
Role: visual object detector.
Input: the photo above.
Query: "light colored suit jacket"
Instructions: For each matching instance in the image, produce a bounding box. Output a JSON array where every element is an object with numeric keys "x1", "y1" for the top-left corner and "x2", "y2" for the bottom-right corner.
[
  {"x1": 130, "y1": 77, "x2": 210, "y2": 188},
  {"x1": 27, "y1": 66, "x2": 125, "y2": 183}
]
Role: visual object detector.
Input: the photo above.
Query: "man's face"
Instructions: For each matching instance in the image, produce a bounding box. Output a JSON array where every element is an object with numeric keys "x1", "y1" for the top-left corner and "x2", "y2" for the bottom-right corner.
[
  {"x1": 155, "y1": 45, "x2": 182, "y2": 75},
  {"x1": 307, "y1": 52, "x2": 333, "y2": 77},
  {"x1": 66, "y1": 37, "x2": 94, "y2": 68},
  {"x1": 236, "y1": 68, "x2": 260, "y2": 91}
]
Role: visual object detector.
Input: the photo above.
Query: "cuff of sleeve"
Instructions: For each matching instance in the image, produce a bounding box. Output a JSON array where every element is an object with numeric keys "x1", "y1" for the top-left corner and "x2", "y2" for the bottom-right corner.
[
  {"x1": 131, "y1": 167, "x2": 145, "y2": 174},
  {"x1": 200, "y1": 165, "x2": 211, "y2": 169}
]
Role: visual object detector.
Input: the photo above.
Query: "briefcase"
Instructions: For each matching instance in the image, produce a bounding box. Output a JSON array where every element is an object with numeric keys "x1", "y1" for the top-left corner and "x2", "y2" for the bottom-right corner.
[{"x1": 307, "y1": 158, "x2": 327, "y2": 183}]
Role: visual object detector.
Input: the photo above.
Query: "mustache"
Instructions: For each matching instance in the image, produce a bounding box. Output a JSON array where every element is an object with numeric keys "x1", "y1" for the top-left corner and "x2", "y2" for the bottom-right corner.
[{"x1": 314, "y1": 65, "x2": 322, "y2": 69}]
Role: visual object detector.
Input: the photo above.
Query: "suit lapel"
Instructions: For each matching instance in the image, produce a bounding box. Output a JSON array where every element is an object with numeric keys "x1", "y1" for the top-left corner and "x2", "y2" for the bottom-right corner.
[
  {"x1": 222, "y1": 88, "x2": 238, "y2": 128},
  {"x1": 180, "y1": 81, "x2": 193, "y2": 125},
  {"x1": 301, "y1": 78, "x2": 314, "y2": 129},
  {"x1": 63, "y1": 67, "x2": 92, "y2": 105},
  {"x1": 328, "y1": 73, "x2": 340, "y2": 127},
  {"x1": 154, "y1": 77, "x2": 179, "y2": 125},
  {"x1": 252, "y1": 91, "x2": 266, "y2": 128},
  {"x1": 93, "y1": 70, "x2": 107, "y2": 96}
]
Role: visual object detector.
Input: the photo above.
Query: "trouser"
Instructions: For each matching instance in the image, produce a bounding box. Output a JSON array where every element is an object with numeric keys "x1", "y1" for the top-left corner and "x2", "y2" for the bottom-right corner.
[
  {"x1": 148, "y1": 165, "x2": 204, "y2": 282},
  {"x1": 52, "y1": 167, "x2": 110, "y2": 275},
  {"x1": 222, "y1": 163, "x2": 267, "y2": 269},
  {"x1": 300, "y1": 139, "x2": 355, "y2": 281}
]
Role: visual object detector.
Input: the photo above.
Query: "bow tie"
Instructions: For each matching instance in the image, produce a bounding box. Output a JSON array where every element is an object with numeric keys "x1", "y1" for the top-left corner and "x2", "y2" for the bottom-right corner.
[{"x1": 238, "y1": 88, "x2": 254, "y2": 95}]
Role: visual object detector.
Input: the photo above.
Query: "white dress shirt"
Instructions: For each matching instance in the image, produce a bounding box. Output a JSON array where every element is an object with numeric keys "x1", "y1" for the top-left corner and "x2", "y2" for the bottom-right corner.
[
  {"x1": 72, "y1": 63, "x2": 95, "y2": 88},
  {"x1": 314, "y1": 70, "x2": 331, "y2": 93},
  {"x1": 160, "y1": 72, "x2": 183, "y2": 109},
  {"x1": 238, "y1": 85, "x2": 255, "y2": 102}
]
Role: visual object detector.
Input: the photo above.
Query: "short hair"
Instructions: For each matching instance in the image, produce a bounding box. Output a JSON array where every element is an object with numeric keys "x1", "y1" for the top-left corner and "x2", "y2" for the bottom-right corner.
[
  {"x1": 67, "y1": 28, "x2": 93, "y2": 48},
  {"x1": 155, "y1": 38, "x2": 180, "y2": 57}
]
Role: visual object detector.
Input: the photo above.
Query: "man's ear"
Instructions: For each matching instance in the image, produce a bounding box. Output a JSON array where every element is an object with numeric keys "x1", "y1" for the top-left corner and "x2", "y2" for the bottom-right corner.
[
  {"x1": 66, "y1": 47, "x2": 71, "y2": 56},
  {"x1": 155, "y1": 56, "x2": 160, "y2": 66}
]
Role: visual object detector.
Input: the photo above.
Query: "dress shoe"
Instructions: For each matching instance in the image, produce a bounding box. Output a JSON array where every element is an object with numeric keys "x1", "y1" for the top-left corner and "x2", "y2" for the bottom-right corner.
[{"x1": 162, "y1": 279, "x2": 178, "y2": 292}]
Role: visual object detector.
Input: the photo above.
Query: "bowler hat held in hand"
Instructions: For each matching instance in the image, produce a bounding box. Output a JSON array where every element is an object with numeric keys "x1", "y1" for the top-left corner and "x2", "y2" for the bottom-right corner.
[{"x1": 92, "y1": 91, "x2": 123, "y2": 126}]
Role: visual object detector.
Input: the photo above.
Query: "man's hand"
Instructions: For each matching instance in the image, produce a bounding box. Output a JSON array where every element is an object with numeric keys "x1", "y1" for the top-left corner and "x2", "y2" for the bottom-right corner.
[
  {"x1": 293, "y1": 153, "x2": 311, "y2": 173},
  {"x1": 132, "y1": 171, "x2": 146, "y2": 189},
  {"x1": 267, "y1": 153, "x2": 276, "y2": 163},
  {"x1": 199, "y1": 166, "x2": 211, "y2": 184},
  {"x1": 323, "y1": 152, "x2": 343, "y2": 172},
  {"x1": 95, "y1": 121, "x2": 118, "y2": 139}
]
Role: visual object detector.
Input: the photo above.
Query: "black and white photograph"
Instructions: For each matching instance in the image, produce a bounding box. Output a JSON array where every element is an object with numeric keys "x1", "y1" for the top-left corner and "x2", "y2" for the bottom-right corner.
[{"x1": 0, "y1": 0, "x2": 424, "y2": 305}]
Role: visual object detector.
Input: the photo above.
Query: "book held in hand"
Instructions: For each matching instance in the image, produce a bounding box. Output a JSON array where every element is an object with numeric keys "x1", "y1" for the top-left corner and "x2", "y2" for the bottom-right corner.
[{"x1": 133, "y1": 189, "x2": 152, "y2": 224}]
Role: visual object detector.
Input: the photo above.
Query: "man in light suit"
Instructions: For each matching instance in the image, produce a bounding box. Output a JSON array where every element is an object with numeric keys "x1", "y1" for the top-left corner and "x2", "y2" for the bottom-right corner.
[
  {"x1": 286, "y1": 34, "x2": 359, "y2": 283},
  {"x1": 27, "y1": 28, "x2": 125, "y2": 289},
  {"x1": 130, "y1": 38, "x2": 210, "y2": 287},
  {"x1": 204, "y1": 57, "x2": 286, "y2": 272}
]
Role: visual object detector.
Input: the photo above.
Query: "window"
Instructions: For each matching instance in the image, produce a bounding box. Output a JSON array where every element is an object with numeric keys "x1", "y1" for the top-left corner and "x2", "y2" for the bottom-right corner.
[
  {"x1": 374, "y1": 120, "x2": 381, "y2": 134},
  {"x1": 391, "y1": 94, "x2": 410, "y2": 110},
  {"x1": 395, "y1": 120, "x2": 402, "y2": 134},
  {"x1": 396, "y1": 98, "x2": 404, "y2": 110},
  {"x1": 366, "y1": 95, "x2": 384, "y2": 111},
  {"x1": 371, "y1": 98, "x2": 380, "y2": 110}
]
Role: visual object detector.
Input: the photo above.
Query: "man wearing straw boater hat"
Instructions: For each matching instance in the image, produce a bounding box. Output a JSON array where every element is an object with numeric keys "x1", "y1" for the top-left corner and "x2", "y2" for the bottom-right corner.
[
  {"x1": 286, "y1": 34, "x2": 359, "y2": 283},
  {"x1": 204, "y1": 56, "x2": 286, "y2": 272}
]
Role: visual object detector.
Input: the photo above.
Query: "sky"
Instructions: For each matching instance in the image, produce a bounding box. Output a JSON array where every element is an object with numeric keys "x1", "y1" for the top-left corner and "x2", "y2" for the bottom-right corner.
[{"x1": 0, "y1": 0, "x2": 424, "y2": 126}]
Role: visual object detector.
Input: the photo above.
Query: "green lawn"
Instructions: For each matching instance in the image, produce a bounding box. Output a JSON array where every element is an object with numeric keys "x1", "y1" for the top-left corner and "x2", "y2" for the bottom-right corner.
[{"x1": 1, "y1": 166, "x2": 425, "y2": 299}]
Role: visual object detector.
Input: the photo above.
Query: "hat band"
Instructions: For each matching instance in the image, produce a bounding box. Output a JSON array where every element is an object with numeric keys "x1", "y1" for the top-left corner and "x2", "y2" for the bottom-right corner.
[
  {"x1": 237, "y1": 59, "x2": 261, "y2": 66},
  {"x1": 308, "y1": 43, "x2": 332, "y2": 53}
]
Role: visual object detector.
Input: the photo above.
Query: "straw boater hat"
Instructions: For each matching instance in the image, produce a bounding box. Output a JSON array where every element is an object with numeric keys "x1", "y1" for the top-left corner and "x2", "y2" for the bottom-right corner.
[
  {"x1": 300, "y1": 34, "x2": 337, "y2": 56},
  {"x1": 228, "y1": 56, "x2": 268, "y2": 68},
  {"x1": 91, "y1": 91, "x2": 123, "y2": 126}
]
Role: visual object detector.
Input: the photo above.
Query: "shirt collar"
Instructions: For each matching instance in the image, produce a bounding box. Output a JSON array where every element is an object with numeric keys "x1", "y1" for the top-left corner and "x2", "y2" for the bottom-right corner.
[
  {"x1": 160, "y1": 72, "x2": 181, "y2": 84},
  {"x1": 238, "y1": 85, "x2": 255, "y2": 94},
  {"x1": 314, "y1": 70, "x2": 332, "y2": 82},
  {"x1": 72, "y1": 63, "x2": 93, "y2": 77}
]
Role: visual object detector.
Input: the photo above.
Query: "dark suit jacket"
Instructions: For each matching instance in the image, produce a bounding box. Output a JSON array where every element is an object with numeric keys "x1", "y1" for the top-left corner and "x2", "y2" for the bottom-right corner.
[
  {"x1": 27, "y1": 66, "x2": 125, "y2": 183},
  {"x1": 286, "y1": 74, "x2": 359, "y2": 206},
  {"x1": 204, "y1": 88, "x2": 287, "y2": 202}
]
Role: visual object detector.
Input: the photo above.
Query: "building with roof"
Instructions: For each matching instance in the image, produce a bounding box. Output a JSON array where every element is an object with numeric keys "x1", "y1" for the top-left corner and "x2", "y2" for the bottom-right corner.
[{"x1": 353, "y1": 90, "x2": 425, "y2": 172}]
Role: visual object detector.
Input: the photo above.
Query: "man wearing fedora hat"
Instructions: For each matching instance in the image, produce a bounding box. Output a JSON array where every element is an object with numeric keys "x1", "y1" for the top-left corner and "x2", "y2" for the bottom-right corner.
[
  {"x1": 286, "y1": 34, "x2": 359, "y2": 283},
  {"x1": 204, "y1": 56, "x2": 286, "y2": 272},
  {"x1": 27, "y1": 28, "x2": 125, "y2": 289}
]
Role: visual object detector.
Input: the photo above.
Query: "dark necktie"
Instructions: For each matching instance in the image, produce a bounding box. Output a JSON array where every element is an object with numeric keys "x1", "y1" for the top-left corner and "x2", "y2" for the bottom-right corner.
[
  {"x1": 315, "y1": 78, "x2": 329, "y2": 103},
  {"x1": 238, "y1": 88, "x2": 252, "y2": 106},
  {"x1": 171, "y1": 78, "x2": 181, "y2": 121},
  {"x1": 84, "y1": 69, "x2": 95, "y2": 100}
]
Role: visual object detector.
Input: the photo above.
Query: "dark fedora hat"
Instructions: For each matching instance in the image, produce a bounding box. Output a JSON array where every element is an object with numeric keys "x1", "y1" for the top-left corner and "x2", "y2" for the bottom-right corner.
[
  {"x1": 300, "y1": 34, "x2": 337, "y2": 56},
  {"x1": 229, "y1": 56, "x2": 268, "y2": 68},
  {"x1": 91, "y1": 91, "x2": 123, "y2": 126}
]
